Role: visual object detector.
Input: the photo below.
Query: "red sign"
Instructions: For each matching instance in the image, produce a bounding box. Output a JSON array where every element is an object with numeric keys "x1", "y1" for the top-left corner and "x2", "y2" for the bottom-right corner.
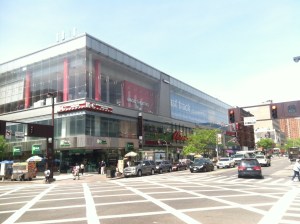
[
  {"x1": 58, "y1": 102, "x2": 113, "y2": 114},
  {"x1": 172, "y1": 131, "x2": 188, "y2": 141}
]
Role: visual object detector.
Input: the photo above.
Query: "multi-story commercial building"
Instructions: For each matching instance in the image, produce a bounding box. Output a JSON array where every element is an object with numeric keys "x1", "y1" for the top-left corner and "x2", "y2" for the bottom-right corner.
[
  {"x1": 279, "y1": 118, "x2": 300, "y2": 139},
  {"x1": 0, "y1": 33, "x2": 230, "y2": 172}
]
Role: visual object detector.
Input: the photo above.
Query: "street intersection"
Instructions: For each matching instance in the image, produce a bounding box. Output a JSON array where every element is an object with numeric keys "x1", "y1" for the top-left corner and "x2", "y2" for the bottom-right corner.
[{"x1": 0, "y1": 158, "x2": 300, "y2": 224}]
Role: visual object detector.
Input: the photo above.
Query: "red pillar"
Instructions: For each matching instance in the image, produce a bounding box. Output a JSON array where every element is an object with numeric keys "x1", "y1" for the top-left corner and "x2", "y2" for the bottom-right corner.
[
  {"x1": 63, "y1": 59, "x2": 69, "y2": 101},
  {"x1": 94, "y1": 60, "x2": 101, "y2": 101},
  {"x1": 24, "y1": 71, "x2": 31, "y2": 109}
]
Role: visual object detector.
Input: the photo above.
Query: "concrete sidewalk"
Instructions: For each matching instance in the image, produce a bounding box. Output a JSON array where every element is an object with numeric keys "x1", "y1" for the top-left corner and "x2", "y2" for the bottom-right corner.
[{"x1": 0, "y1": 172, "x2": 123, "y2": 184}]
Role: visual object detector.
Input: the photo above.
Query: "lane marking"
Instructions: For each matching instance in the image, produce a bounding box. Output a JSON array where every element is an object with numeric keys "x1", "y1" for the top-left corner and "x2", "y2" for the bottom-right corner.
[
  {"x1": 83, "y1": 183, "x2": 100, "y2": 224},
  {"x1": 2, "y1": 185, "x2": 55, "y2": 224},
  {"x1": 257, "y1": 188, "x2": 300, "y2": 224},
  {"x1": 115, "y1": 181, "x2": 202, "y2": 224}
]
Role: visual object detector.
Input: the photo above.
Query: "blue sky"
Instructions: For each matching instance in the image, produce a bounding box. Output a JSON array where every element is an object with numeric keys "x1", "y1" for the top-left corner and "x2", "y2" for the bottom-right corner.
[{"x1": 0, "y1": 0, "x2": 299, "y2": 107}]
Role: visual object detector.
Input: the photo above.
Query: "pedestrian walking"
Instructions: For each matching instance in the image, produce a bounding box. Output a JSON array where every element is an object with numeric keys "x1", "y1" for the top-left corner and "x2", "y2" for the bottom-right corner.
[
  {"x1": 80, "y1": 163, "x2": 84, "y2": 176},
  {"x1": 44, "y1": 169, "x2": 51, "y2": 183},
  {"x1": 291, "y1": 159, "x2": 300, "y2": 182},
  {"x1": 72, "y1": 163, "x2": 80, "y2": 180},
  {"x1": 100, "y1": 160, "x2": 106, "y2": 175}
]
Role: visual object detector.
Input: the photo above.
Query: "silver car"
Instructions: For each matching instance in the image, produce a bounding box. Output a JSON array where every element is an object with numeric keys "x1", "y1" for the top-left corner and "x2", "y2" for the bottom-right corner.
[{"x1": 123, "y1": 160, "x2": 155, "y2": 177}]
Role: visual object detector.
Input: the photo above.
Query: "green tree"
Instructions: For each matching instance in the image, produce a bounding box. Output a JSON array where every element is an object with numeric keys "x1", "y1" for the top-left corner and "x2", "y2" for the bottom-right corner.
[
  {"x1": 0, "y1": 135, "x2": 8, "y2": 161},
  {"x1": 183, "y1": 128, "x2": 218, "y2": 155},
  {"x1": 256, "y1": 138, "x2": 274, "y2": 150},
  {"x1": 284, "y1": 138, "x2": 300, "y2": 150}
]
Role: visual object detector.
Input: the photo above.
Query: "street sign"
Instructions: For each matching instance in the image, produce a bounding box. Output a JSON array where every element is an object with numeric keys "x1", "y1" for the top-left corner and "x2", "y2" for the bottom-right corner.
[
  {"x1": 244, "y1": 116, "x2": 256, "y2": 126},
  {"x1": 15, "y1": 132, "x2": 25, "y2": 138}
]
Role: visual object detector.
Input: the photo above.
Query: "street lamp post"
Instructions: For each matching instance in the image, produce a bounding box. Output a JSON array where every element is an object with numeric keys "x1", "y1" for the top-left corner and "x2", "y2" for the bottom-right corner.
[{"x1": 47, "y1": 93, "x2": 55, "y2": 179}]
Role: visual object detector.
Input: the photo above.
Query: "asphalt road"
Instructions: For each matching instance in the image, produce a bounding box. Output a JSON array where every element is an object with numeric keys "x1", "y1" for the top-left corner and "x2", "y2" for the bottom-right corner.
[{"x1": 1, "y1": 157, "x2": 299, "y2": 224}]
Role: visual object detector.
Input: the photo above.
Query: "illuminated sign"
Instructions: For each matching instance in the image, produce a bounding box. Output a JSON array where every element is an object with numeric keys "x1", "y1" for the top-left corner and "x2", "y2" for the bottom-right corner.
[{"x1": 58, "y1": 102, "x2": 113, "y2": 114}]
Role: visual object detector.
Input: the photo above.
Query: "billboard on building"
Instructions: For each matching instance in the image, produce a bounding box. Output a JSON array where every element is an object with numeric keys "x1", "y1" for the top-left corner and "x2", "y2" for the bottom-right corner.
[{"x1": 122, "y1": 81, "x2": 156, "y2": 113}]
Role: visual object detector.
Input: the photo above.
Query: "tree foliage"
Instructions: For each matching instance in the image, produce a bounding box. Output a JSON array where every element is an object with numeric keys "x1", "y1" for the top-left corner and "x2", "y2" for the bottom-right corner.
[
  {"x1": 284, "y1": 138, "x2": 300, "y2": 150},
  {"x1": 0, "y1": 135, "x2": 8, "y2": 160},
  {"x1": 256, "y1": 138, "x2": 274, "y2": 149},
  {"x1": 183, "y1": 128, "x2": 218, "y2": 155}
]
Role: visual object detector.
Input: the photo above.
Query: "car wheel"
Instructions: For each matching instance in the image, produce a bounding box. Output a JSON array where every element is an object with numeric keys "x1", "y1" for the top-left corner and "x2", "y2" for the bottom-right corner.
[
  {"x1": 217, "y1": 166, "x2": 219, "y2": 169},
  {"x1": 203, "y1": 167, "x2": 207, "y2": 172},
  {"x1": 159, "y1": 169, "x2": 163, "y2": 174},
  {"x1": 190, "y1": 170, "x2": 194, "y2": 173},
  {"x1": 238, "y1": 175, "x2": 241, "y2": 178},
  {"x1": 151, "y1": 169, "x2": 155, "y2": 175},
  {"x1": 137, "y1": 170, "x2": 142, "y2": 177},
  {"x1": 211, "y1": 166, "x2": 214, "y2": 171}
]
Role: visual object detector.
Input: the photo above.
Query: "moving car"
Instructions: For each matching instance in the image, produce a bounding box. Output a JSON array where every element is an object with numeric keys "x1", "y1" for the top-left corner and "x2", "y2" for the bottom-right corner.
[
  {"x1": 123, "y1": 160, "x2": 155, "y2": 177},
  {"x1": 255, "y1": 155, "x2": 271, "y2": 167},
  {"x1": 190, "y1": 158, "x2": 214, "y2": 173},
  {"x1": 155, "y1": 160, "x2": 172, "y2": 173},
  {"x1": 238, "y1": 158, "x2": 262, "y2": 178},
  {"x1": 216, "y1": 157, "x2": 235, "y2": 168}
]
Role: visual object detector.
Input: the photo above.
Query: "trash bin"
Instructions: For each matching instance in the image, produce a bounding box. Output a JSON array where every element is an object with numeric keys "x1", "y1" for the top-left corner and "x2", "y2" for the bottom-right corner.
[
  {"x1": 106, "y1": 169, "x2": 116, "y2": 178},
  {"x1": 106, "y1": 169, "x2": 111, "y2": 178}
]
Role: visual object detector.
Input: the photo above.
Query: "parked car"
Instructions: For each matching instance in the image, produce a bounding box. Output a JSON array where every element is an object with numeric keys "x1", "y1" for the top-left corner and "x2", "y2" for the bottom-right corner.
[
  {"x1": 255, "y1": 155, "x2": 271, "y2": 167},
  {"x1": 190, "y1": 158, "x2": 214, "y2": 173},
  {"x1": 172, "y1": 161, "x2": 187, "y2": 171},
  {"x1": 238, "y1": 158, "x2": 262, "y2": 178},
  {"x1": 123, "y1": 160, "x2": 155, "y2": 177},
  {"x1": 155, "y1": 160, "x2": 172, "y2": 173},
  {"x1": 216, "y1": 157, "x2": 235, "y2": 168}
]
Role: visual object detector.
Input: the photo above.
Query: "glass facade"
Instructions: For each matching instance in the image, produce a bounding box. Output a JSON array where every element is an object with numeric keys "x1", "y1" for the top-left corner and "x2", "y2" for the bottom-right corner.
[{"x1": 0, "y1": 33, "x2": 231, "y2": 170}]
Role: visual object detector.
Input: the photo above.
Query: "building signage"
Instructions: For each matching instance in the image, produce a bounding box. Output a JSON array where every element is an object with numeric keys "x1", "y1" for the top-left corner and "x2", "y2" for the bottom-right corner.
[
  {"x1": 126, "y1": 142, "x2": 134, "y2": 151},
  {"x1": 13, "y1": 146, "x2": 22, "y2": 156},
  {"x1": 58, "y1": 102, "x2": 113, "y2": 114},
  {"x1": 60, "y1": 139, "x2": 71, "y2": 147},
  {"x1": 32, "y1": 144, "x2": 41, "y2": 155},
  {"x1": 172, "y1": 131, "x2": 188, "y2": 141}
]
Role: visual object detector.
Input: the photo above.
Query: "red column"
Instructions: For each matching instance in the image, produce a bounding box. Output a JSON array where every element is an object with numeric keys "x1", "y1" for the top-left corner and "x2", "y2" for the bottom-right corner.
[
  {"x1": 94, "y1": 60, "x2": 101, "y2": 101},
  {"x1": 24, "y1": 71, "x2": 31, "y2": 109},
  {"x1": 63, "y1": 59, "x2": 69, "y2": 101}
]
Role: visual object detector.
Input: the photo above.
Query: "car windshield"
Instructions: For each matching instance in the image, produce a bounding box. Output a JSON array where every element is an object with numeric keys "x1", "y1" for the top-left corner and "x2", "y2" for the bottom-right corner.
[
  {"x1": 219, "y1": 158, "x2": 229, "y2": 161},
  {"x1": 194, "y1": 160, "x2": 205, "y2": 165},
  {"x1": 155, "y1": 162, "x2": 162, "y2": 165}
]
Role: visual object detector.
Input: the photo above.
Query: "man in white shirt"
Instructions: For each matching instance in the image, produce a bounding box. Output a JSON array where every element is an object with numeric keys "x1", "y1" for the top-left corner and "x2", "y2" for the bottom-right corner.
[{"x1": 291, "y1": 159, "x2": 300, "y2": 182}]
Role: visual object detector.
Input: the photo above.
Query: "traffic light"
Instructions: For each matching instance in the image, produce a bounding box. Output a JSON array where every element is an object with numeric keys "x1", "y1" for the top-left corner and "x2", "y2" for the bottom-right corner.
[
  {"x1": 229, "y1": 110, "x2": 235, "y2": 123},
  {"x1": 271, "y1": 105, "x2": 278, "y2": 119}
]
